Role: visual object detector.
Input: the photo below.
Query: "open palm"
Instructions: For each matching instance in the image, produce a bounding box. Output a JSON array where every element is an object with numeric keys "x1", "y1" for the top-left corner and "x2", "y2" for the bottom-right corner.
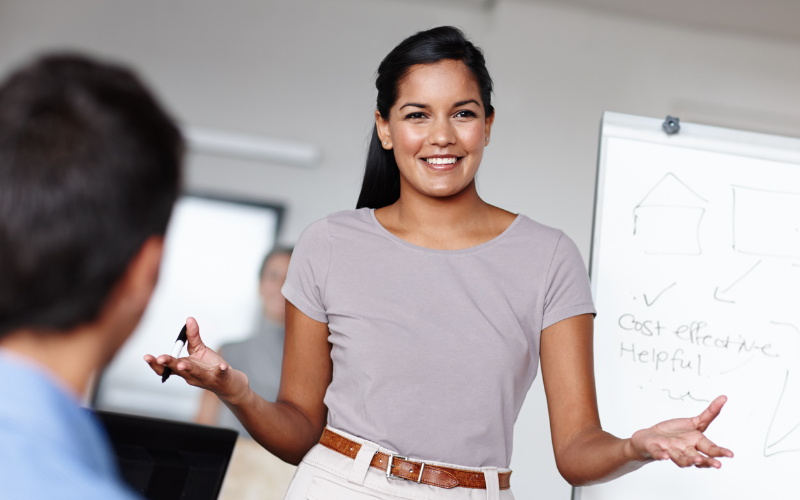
[
  {"x1": 631, "y1": 395, "x2": 733, "y2": 468},
  {"x1": 143, "y1": 317, "x2": 250, "y2": 404}
]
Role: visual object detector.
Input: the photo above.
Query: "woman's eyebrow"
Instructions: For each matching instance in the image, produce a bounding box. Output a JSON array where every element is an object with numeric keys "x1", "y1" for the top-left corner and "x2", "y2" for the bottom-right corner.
[
  {"x1": 398, "y1": 99, "x2": 479, "y2": 110},
  {"x1": 399, "y1": 102, "x2": 427, "y2": 110}
]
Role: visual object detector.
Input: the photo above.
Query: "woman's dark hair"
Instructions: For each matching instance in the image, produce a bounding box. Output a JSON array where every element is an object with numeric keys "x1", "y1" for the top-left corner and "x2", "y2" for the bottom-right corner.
[
  {"x1": 356, "y1": 26, "x2": 494, "y2": 210},
  {"x1": 0, "y1": 53, "x2": 183, "y2": 336}
]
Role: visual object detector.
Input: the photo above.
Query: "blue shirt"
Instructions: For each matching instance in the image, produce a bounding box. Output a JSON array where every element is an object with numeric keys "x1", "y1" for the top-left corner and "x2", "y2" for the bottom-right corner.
[{"x1": 0, "y1": 350, "x2": 141, "y2": 500}]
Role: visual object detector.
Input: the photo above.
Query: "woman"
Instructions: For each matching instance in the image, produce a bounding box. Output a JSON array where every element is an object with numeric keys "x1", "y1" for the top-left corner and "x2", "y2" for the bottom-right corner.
[{"x1": 145, "y1": 27, "x2": 732, "y2": 499}]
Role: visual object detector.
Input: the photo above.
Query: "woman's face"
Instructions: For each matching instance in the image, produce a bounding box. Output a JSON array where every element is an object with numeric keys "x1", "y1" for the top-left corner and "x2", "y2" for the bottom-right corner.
[{"x1": 376, "y1": 60, "x2": 494, "y2": 199}]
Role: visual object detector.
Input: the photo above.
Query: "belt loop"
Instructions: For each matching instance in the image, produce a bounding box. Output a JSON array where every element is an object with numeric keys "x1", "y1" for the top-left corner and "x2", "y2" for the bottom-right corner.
[
  {"x1": 482, "y1": 467, "x2": 500, "y2": 500},
  {"x1": 347, "y1": 441, "x2": 380, "y2": 486}
]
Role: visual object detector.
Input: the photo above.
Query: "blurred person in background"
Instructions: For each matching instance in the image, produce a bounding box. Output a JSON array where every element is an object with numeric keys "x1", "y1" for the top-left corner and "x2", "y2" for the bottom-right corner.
[
  {"x1": 0, "y1": 54, "x2": 182, "y2": 499},
  {"x1": 146, "y1": 27, "x2": 732, "y2": 500},
  {"x1": 194, "y1": 246, "x2": 295, "y2": 499},
  {"x1": 195, "y1": 245, "x2": 293, "y2": 435}
]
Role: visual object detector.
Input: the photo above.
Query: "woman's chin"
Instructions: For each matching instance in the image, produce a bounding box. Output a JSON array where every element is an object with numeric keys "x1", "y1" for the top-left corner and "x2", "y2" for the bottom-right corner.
[{"x1": 418, "y1": 184, "x2": 472, "y2": 199}]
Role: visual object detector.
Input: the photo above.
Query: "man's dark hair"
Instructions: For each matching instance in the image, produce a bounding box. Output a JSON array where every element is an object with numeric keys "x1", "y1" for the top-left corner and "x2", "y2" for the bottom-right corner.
[{"x1": 0, "y1": 53, "x2": 183, "y2": 337}]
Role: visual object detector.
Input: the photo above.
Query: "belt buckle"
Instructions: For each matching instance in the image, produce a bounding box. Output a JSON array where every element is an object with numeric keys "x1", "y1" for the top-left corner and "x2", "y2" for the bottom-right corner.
[
  {"x1": 386, "y1": 454, "x2": 426, "y2": 483},
  {"x1": 386, "y1": 454, "x2": 407, "y2": 480}
]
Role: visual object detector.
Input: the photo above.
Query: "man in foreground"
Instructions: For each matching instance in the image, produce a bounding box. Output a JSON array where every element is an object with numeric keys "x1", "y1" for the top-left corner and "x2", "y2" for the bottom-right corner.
[{"x1": 0, "y1": 54, "x2": 182, "y2": 499}]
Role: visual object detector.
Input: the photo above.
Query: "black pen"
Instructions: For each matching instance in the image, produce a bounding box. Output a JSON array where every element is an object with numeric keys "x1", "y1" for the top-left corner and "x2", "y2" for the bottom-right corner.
[{"x1": 161, "y1": 324, "x2": 188, "y2": 383}]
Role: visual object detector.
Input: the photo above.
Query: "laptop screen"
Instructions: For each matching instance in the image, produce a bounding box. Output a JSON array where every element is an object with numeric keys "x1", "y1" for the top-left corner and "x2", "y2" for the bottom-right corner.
[{"x1": 95, "y1": 410, "x2": 238, "y2": 500}]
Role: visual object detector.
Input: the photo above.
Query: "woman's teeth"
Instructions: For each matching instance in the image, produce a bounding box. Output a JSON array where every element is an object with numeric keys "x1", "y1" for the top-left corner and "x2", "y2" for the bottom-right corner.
[{"x1": 424, "y1": 157, "x2": 458, "y2": 165}]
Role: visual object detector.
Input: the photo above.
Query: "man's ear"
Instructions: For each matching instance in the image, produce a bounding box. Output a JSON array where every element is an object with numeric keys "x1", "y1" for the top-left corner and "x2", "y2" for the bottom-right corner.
[
  {"x1": 94, "y1": 236, "x2": 165, "y2": 365},
  {"x1": 123, "y1": 236, "x2": 165, "y2": 304}
]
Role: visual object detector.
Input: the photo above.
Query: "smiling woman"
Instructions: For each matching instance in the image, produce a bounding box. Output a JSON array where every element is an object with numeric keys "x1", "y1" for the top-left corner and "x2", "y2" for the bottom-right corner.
[
  {"x1": 377, "y1": 60, "x2": 491, "y2": 197},
  {"x1": 145, "y1": 26, "x2": 733, "y2": 500}
]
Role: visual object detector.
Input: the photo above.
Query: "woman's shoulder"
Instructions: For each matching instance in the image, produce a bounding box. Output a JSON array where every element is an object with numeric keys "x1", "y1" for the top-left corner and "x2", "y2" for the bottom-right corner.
[
  {"x1": 511, "y1": 214, "x2": 566, "y2": 243},
  {"x1": 299, "y1": 208, "x2": 375, "y2": 240},
  {"x1": 325, "y1": 207, "x2": 373, "y2": 226}
]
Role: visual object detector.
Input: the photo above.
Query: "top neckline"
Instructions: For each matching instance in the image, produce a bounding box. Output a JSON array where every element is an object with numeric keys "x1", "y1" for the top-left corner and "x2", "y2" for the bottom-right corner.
[{"x1": 368, "y1": 208, "x2": 522, "y2": 255}]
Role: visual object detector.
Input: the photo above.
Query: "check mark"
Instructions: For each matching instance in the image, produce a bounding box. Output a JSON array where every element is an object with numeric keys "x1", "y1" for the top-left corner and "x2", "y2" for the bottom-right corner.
[{"x1": 644, "y1": 282, "x2": 676, "y2": 307}]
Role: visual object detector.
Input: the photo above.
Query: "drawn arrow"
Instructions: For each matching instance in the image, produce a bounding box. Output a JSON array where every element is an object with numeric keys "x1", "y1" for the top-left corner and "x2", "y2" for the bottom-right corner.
[{"x1": 713, "y1": 260, "x2": 762, "y2": 304}]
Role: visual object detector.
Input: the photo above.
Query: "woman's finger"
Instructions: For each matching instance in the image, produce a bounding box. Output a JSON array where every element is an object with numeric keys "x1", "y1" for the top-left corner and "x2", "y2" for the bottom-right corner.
[
  {"x1": 143, "y1": 354, "x2": 165, "y2": 375},
  {"x1": 141, "y1": 353, "x2": 207, "y2": 389},
  {"x1": 693, "y1": 459, "x2": 716, "y2": 469},
  {"x1": 696, "y1": 435, "x2": 734, "y2": 459},
  {"x1": 159, "y1": 354, "x2": 206, "y2": 374},
  {"x1": 668, "y1": 448, "x2": 693, "y2": 468},
  {"x1": 175, "y1": 359, "x2": 193, "y2": 371},
  {"x1": 683, "y1": 447, "x2": 705, "y2": 467},
  {"x1": 693, "y1": 395, "x2": 727, "y2": 431},
  {"x1": 185, "y1": 316, "x2": 207, "y2": 356},
  {"x1": 690, "y1": 449, "x2": 721, "y2": 469},
  {"x1": 157, "y1": 354, "x2": 178, "y2": 365}
]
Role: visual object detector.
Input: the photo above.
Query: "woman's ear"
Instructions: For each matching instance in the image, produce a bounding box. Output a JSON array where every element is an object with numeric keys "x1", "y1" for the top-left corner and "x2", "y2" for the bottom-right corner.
[
  {"x1": 484, "y1": 109, "x2": 495, "y2": 146},
  {"x1": 375, "y1": 110, "x2": 392, "y2": 149}
]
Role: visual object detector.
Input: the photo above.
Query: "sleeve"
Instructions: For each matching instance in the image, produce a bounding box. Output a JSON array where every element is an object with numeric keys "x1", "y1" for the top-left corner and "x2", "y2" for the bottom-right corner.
[
  {"x1": 281, "y1": 218, "x2": 331, "y2": 323},
  {"x1": 541, "y1": 232, "x2": 596, "y2": 329}
]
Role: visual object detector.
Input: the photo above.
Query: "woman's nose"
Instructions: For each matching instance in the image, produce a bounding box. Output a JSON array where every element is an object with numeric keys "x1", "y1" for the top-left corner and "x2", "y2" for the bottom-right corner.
[{"x1": 428, "y1": 117, "x2": 456, "y2": 147}]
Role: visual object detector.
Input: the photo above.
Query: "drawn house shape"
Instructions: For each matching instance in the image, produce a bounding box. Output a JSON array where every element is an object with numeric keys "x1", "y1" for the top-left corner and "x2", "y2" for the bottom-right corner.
[{"x1": 633, "y1": 173, "x2": 707, "y2": 255}]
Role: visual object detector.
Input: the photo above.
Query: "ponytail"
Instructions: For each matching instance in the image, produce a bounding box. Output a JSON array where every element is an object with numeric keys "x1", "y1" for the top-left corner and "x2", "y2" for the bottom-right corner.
[
  {"x1": 356, "y1": 125, "x2": 400, "y2": 209},
  {"x1": 355, "y1": 26, "x2": 494, "y2": 209}
]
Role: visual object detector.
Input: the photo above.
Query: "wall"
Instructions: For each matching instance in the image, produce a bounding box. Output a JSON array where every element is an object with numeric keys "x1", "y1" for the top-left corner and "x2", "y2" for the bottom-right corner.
[{"x1": 2, "y1": 0, "x2": 800, "y2": 497}]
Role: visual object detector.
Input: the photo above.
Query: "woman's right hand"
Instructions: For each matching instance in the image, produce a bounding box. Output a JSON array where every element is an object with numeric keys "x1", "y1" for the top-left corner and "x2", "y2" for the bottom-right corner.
[{"x1": 143, "y1": 317, "x2": 250, "y2": 405}]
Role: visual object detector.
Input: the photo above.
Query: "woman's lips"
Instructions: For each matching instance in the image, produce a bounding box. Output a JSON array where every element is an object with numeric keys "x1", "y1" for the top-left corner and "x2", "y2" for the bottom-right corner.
[{"x1": 420, "y1": 156, "x2": 463, "y2": 172}]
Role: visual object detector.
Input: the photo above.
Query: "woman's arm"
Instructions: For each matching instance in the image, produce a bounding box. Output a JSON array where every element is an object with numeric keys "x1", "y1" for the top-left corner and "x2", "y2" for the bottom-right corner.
[
  {"x1": 539, "y1": 314, "x2": 732, "y2": 486},
  {"x1": 144, "y1": 301, "x2": 331, "y2": 465},
  {"x1": 226, "y1": 301, "x2": 332, "y2": 463}
]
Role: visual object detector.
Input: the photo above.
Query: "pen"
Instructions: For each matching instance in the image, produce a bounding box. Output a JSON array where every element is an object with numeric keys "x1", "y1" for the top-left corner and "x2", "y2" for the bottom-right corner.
[{"x1": 161, "y1": 324, "x2": 188, "y2": 383}]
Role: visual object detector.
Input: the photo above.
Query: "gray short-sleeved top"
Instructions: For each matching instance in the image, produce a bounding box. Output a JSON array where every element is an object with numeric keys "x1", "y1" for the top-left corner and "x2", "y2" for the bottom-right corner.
[{"x1": 281, "y1": 208, "x2": 595, "y2": 468}]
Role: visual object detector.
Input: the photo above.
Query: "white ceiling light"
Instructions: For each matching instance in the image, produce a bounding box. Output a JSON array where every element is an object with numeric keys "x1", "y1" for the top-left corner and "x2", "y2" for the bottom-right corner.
[
  {"x1": 183, "y1": 126, "x2": 321, "y2": 168},
  {"x1": 398, "y1": 0, "x2": 496, "y2": 8}
]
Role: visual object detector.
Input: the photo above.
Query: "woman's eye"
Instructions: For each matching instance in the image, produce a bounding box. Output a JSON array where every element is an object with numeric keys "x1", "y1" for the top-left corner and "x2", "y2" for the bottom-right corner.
[
  {"x1": 405, "y1": 112, "x2": 426, "y2": 120},
  {"x1": 455, "y1": 110, "x2": 477, "y2": 118}
]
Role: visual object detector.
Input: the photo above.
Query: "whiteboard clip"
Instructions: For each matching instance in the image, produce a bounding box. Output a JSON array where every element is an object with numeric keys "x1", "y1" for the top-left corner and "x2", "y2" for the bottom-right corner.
[{"x1": 662, "y1": 116, "x2": 681, "y2": 135}]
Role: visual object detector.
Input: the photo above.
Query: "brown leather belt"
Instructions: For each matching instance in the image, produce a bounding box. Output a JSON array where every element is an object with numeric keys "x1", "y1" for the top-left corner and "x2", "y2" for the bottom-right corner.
[{"x1": 318, "y1": 428, "x2": 511, "y2": 490}]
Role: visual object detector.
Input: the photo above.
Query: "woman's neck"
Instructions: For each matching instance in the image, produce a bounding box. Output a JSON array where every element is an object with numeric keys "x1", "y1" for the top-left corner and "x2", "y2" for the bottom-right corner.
[{"x1": 374, "y1": 180, "x2": 516, "y2": 251}]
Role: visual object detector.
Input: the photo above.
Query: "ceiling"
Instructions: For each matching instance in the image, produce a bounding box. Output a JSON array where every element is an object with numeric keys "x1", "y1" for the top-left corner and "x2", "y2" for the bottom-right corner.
[{"x1": 520, "y1": 0, "x2": 800, "y2": 42}]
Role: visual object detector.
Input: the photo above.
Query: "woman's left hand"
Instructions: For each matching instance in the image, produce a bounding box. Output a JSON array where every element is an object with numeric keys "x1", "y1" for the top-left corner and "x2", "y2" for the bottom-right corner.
[{"x1": 629, "y1": 395, "x2": 734, "y2": 469}]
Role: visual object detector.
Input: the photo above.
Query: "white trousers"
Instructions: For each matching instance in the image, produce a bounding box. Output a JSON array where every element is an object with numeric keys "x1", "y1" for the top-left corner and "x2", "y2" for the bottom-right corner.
[{"x1": 284, "y1": 427, "x2": 514, "y2": 500}]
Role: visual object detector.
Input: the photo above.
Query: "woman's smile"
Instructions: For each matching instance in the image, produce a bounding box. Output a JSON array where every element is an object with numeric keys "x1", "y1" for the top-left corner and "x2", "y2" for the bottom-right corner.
[{"x1": 420, "y1": 155, "x2": 463, "y2": 172}]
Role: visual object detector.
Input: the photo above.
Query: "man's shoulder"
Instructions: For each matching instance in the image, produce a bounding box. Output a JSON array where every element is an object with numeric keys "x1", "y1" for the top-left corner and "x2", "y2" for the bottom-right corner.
[{"x1": 0, "y1": 431, "x2": 141, "y2": 500}]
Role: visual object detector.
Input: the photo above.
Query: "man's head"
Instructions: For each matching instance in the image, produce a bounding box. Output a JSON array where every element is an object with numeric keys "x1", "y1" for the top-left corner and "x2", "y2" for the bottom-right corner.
[
  {"x1": 0, "y1": 53, "x2": 182, "y2": 359},
  {"x1": 258, "y1": 246, "x2": 293, "y2": 325}
]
